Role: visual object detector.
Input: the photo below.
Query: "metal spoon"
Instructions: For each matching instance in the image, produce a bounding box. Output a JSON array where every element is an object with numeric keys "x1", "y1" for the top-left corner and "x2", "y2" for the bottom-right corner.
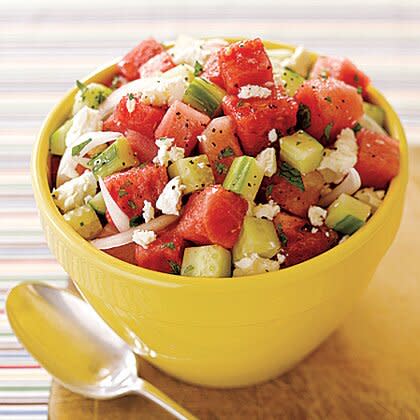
[{"x1": 6, "y1": 282, "x2": 196, "y2": 420}]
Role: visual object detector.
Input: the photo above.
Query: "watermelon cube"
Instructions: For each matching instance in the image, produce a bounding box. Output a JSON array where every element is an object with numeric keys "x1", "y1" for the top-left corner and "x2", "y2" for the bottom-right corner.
[{"x1": 155, "y1": 100, "x2": 210, "y2": 156}]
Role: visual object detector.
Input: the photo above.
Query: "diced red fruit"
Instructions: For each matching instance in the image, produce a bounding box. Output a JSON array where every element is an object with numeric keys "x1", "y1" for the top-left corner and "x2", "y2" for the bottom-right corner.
[
  {"x1": 223, "y1": 89, "x2": 298, "y2": 156},
  {"x1": 177, "y1": 185, "x2": 248, "y2": 249},
  {"x1": 125, "y1": 130, "x2": 157, "y2": 163},
  {"x1": 355, "y1": 128, "x2": 400, "y2": 188},
  {"x1": 198, "y1": 116, "x2": 243, "y2": 183},
  {"x1": 310, "y1": 56, "x2": 370, "y2": 97},
  {"x1": 155, "y1": 100, "x2": 210, "y2": 156},
  {"x1": 118, "y1": 38, "x2": 164, "y2": 81},
  {"x1": 75, "y1": 164, "x2": 87, "y2": 176},
  {"x1": 135, "y1": 228, "x2": 186, "y2": 274},
  {"x1": 294, "y1": 78, "x2": 363, "y2": 145},
  {"x1": 49, "y1": 155, "x2": 61, "y2": 189},
  {"x1": 104, "y1": 95, "x2": 166, "y2": 139},
  {"x1": 99, "y1": 224, "x2": 137, "y2": 265},
  {"x1": 267, "y1": 171, "x2": 324, "y2": 218},
  {"x1": 218, "y1": 38, "x2": 273, "y2": 94},
  {"x1": 104, "y1": 164, "x2": 168, "y2": 221},
  {"x1": 273, "y1": 212, "x2": 338, "y2": 267},
  {"x1": 139, "y1": 51, "x2": 175, "y2": 78},
  {"x1": 201, "y1": 52, "x2": 225, "y2": 88}
]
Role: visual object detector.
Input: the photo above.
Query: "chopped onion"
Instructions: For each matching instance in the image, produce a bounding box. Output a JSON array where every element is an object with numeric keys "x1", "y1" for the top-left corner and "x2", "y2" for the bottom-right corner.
[
  {"x1": 319, "y1": 168, "x2": 361, "y2": 207},
  {"x1": 98, "y1": 176, "x2": 130, "y2": 232},
  {"x1": 90, "y1": 215, "x2": 179, "y2": 249},
  {"x1": 56, "y1": 131, "x2": 122, "y2": 187}
]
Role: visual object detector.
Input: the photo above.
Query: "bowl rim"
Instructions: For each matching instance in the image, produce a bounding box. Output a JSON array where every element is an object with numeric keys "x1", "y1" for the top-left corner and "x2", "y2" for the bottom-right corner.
[{"x1": 31, "y1": 39, "x2": 409, "y2": 289}]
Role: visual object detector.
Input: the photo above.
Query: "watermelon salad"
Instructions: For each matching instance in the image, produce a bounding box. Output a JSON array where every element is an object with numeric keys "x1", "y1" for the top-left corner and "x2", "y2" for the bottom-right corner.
[{"x1": 49, "y1": 36, "x2": 400, "y2": 277}]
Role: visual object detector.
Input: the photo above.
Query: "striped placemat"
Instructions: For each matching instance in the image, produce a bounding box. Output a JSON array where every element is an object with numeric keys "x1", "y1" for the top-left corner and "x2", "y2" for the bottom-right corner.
[{"x1": 1, "y1": 1, "x2": 419, "y2": 418}]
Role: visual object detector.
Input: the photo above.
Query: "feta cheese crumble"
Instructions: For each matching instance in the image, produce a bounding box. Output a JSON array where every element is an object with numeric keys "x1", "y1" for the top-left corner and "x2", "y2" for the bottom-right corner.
[
  {"x1": 153, "y1": 137, "x2": 185, "y2": 167},
  {"x1": 280, "y1": 46, "x2": 313, "y2": 78},
  {"x1": 256, "y1": 147, "x2": 277, "y2": 177},
  {"x1": 277, "y1": 253, "x2": 286, "y2": 265},
  {"x1": 318, "y1": 128, "x2": 358, "y2": 183},
  {"x1": 354, "y1": 188, "x2": 385, "y2": 213},
  {"x1": 168, "y1": 35, "x2": 228, "y2": 66},
  {"x1": 126, "y1": 95, "x2": 136, "y2": 113},
  {"x1": 237, "y1": 84, "x2": 272, "y2": 99},
  {"x1": 156, "y1": 176, "x2": 185, "y2": 216},
  {"x1": 132, "y1": 230, "x2": 156, "y2": 249},
  {"x1": 233, "y1": 253, "x2": 280, "y2": 277},
  {"x1": 142, "y1": 200, "x2": 155, "y2": 224},
  {"x1": 308, "y1": 205, "x2": 327, "y2": 227},
  {"x1": 268, "y1": 128, "x2": 278, "y2": 143},
  {"x1": 168, "y1": 146, "x2": 185, "y2": 163},
  {"x1": 52, "y1": 171, "x2": 97, "y2": 213},
  {"x1": 65, "y1": 107, "x2": 103, "y2": 147},
  {"x1": 252, "y1": 200, "x2": 280, "y2": 220},
  {"x1": 197, "y1": 134, "x2": 207, "y2": 143}
]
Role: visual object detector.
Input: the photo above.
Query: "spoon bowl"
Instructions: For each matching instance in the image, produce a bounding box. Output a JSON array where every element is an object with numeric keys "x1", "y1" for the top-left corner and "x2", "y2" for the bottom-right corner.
[{"x1": 6, "y1": 282, "x2": 195, "y2": 419}]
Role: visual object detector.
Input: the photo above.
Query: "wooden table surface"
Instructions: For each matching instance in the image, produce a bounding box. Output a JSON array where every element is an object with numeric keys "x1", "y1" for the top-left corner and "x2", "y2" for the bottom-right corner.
[{"x1": 49, "y1": 150, "x2": 420, "y2": 419}]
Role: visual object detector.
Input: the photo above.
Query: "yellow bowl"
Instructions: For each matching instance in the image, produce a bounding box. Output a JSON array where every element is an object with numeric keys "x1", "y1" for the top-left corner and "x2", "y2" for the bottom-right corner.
[{"x1": 31, "y1": 40, "x2": 408, "y2": 388}]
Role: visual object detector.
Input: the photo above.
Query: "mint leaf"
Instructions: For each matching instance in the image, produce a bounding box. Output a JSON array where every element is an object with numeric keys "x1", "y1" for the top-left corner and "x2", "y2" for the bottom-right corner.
[
  {"x1": 218, "y1": 146, "x2": 234, "y2": 159},
  {"x1": 182, "y1": 264, "x2": 194, "y2": 275},
  {"x1": 276, "y1": 223, "x2": 288, "y2": 247},
  {"x1": 129, "y1": 215, "x2": 143, "y2": 227},
  {"x1": 194, "y1": 61, "x2": 203, "y2": 76},
  {"x1": 161, "y1": 242, "x2": 176, "y2": 250},
  {"x1": 279, "y1": 161, "x2": 305, "y2": 191},
  {"x1": 168, "y1": 260, "x2": 181, "y2": 275},
  {"x1": 323, "y1": 122, "x2": 333, "y2": 142},
  {"x1": 352, "y1": 122, "x2": 362, "y2": 133},
  {"x1": 297, "y1": 104, "x2": 311, "y2": 130},
  {"x1": 215, "y1": 161, "x2": 227, "y2": 175}
]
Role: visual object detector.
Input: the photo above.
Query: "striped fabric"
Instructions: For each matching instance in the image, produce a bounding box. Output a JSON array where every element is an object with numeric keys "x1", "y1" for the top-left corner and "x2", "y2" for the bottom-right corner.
[{"x1": 0, "y1": 1, "x2": 418, "y2": 418}]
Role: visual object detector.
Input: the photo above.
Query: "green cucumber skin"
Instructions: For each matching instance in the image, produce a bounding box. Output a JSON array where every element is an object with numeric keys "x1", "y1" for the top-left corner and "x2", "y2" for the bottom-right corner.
[
  {"x1": 181, "y1": 245, "x2": 232, "y2": 277},
  {"x1": 280, "y1": 67, "x2": 305, "y2": 96},
  {"x1": 333, "y1": 214, "x2": 365, "y2": 235},
  {"x1": 88, "y1": 192, "x2": 106, "y2": 215},
  {"x1": 223, "y1": 156, "x2": 264, "y2": 202},
  {"x1": 87, "y1": 138, "x2": 135, "y2": 178},
  {"x1": 49, "y1": 119, "x2": 73, "y2": 156},
  {"x1": 183, "y1": 77, "x2": 226, "y2": 117}
]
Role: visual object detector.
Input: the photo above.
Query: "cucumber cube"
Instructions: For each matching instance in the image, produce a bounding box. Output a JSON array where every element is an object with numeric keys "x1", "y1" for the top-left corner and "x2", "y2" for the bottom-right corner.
[
  {"x1": 49, "y1": 118, "x2": 73, "y2": 156},
  {"x1": 72, "y1": 82, "x2": 112, "y2": 115},
  {"x1": 63, "y1": 205, "x2": 103, "y2": 239},
  {"x1": 168, "y1": 154, "x2": 215, "y2": 194},
  {"x1": 326, "y1": 193, "x2": 371, "y2": 235},
  {"x1": 279, "y1": 67, "x2": 305, "y2": 96},
  {"x1": 223, "y1": 156, "x2": 264, "y2": 202},
  {"x1": 88, "y1": 192, "x2": 106, "y2": 215},
  {"x1": 87, "y1": 137, "x2": 136, "y2": 178},
  {"x1": 181, "y1": 245, "x2": 232, "y2": 277},
  {"x1": 233, "y1": 216, "x2": 281, "y2": 261},
  {"x1": 183, "y1": 77, "x2": 226, "y2": 117},
  {"x1": 363, "y1": 102, "x2": 385, "y2": 127},
  {"x1": 280, "y1": 130, "x2": 324, "y2": 174}
]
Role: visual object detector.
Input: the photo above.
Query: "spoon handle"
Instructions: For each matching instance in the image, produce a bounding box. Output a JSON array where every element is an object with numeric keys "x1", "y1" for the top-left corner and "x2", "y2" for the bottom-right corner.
[{"x1": 133, "y1": 378, "x2": 198, "y2": 420}]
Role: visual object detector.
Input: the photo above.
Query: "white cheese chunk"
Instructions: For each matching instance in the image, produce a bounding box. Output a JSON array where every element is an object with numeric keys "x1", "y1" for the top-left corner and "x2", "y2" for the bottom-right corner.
[
  {"x1": 132, "y1": 230, "x2": 156, "y2": 249},
  {"x1": 318, "y1": 128, "x2": 358, "y2": 183},
  {"x1": 52, "y1": 171, "x2": 97, "y2": 213},
  {"x1": 237, "y1": 84, "x2": 272, "y2": 99},
  {"x1": 268, "y1": 128, "x2": 278, "y2": 143},
  {"x1": 252, "y1": 200, "x2": 280, "y2": 220},
  {"x1": 168, "y1": 35, "x2": 228, "y2": 66},
  {"x1": 65, "y1": 107, "x2": 103, "y2": 147},
  {"x1": 308, "y1": 205, "x2": 327, "y2": 227},
  {"x1": 233, "y1": 253, "x2": 280, "y2": 277},
  {"x1": 142, "y1": 200, "x2": 155, "y2": 224},
  {"x1": 126, "y1": 95, "x2": 136, "y2": 113},
  {"x1": 256, "y1": 147, "x2": 277, "y2": 177},
  {"x1": 277, "y1": 253, "x2": 286, "y2": 265},
  {"x1": 280, "y1": 46, "x2": 313, "y2": 78},
  {"x1": 156, "y1": 176, "x2": 185, "y2": 216},
  {"x1": 354, "y1": 187, "x2": 385, "y2": 213},
  {"x1": 168, "y1": 146, "x2": 185, "y2": 163},
  {"x1": 153, "y1": 138, "x2": 185, "y2": 167}
]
